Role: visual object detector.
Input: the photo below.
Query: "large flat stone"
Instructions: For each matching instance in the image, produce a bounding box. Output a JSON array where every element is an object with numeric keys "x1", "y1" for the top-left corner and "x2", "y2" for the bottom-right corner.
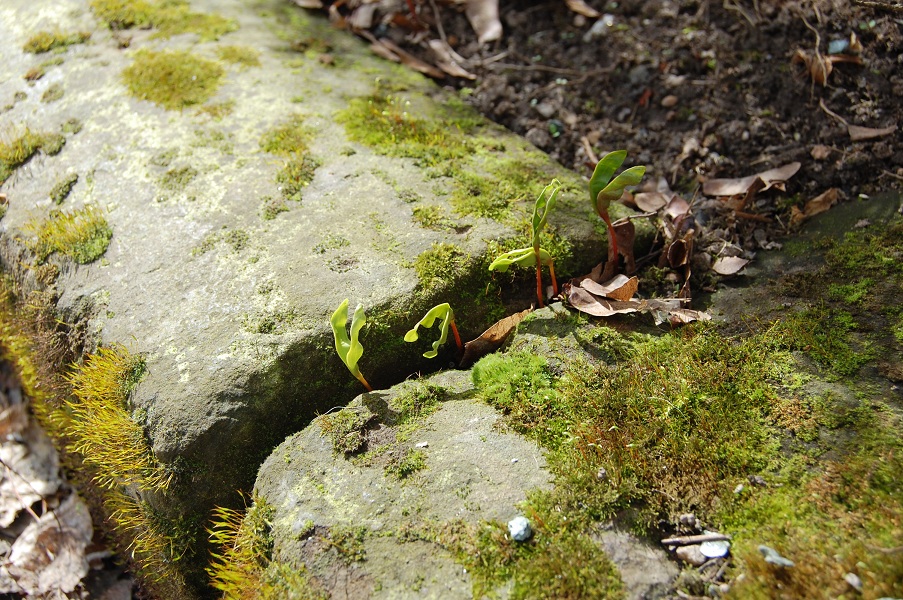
[{"x1": 0, "y1": 0, "x2": 621, "y2": 591}]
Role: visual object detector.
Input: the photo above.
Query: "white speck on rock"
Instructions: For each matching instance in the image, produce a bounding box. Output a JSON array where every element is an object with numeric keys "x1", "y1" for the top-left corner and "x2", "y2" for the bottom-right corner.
[{"x1": 508, "y1": 516, "x2": 532, "y2": 542}]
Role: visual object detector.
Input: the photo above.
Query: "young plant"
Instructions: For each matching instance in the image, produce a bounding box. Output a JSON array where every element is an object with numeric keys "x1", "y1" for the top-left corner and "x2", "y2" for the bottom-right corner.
[
  {"x1": 488, "y1": 179, "x2": 561, "y2": 307},
  {"x1": 330, "y1": 299, "x2": 372, "y2": 392},
  {"x1": 404, "y1": 303, "x2": 463, "y2": 358},
  {"x1": 589, "y1": 151, "x2": 645, "y2": 265}
]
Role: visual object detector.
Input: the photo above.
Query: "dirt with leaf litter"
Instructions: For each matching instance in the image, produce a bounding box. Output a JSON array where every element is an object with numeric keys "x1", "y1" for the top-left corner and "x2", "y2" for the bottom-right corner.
[{"x1": 318, "y1": 0, "x2": 903, "y2": 285}]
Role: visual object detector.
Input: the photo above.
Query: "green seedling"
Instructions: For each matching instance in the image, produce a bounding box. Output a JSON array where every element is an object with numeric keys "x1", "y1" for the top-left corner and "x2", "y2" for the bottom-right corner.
[
  {"x1": 589, "y1": 151, "x2": 645, "y2": 264},
  {"x1": 330, "y1": 299, "x2": 372, "y2": 391},
  {"x1": 404, "y1": 303, "x2": 463, "y2": 358},
  {"x1": 489, "y1": 179, "x2": 561, "y2": 307}
]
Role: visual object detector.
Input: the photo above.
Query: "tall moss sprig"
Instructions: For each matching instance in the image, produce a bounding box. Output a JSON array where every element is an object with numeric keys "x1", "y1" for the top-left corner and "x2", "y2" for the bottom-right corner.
[
  {"x1": 330, "y1": 299, "x2": 372, "y2": 392},
  {"x1": 589, "y1": 152, "x2": 645, "y2": 264},
  {"x1": 488, "y1": 179, "x2": 561, "y2": 307},
  {"x1": 404, "y1": 303, "x2": 463, "y2": 358}
]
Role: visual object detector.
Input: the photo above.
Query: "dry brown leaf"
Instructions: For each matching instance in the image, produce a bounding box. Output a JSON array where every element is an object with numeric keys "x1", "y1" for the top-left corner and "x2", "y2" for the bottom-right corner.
[
  {"x1": 633, "y1": 192, "x2": 669, "y2": 212},
  {"x1": 566, "y1": 287, "x2": 642, "y2": 317},
  {"x1": 428, "y1": 40, "x2": 477, "y2": 80},
  {"x1": 4, "y1": 494, "x2": 92, "y2": 595},
  {"x1": 664, "y1": 195, "x2": 691, "y2": 219},
  {"x1": 564, "y1": 0, "x2": 601, "y2": 18},
  {"x1": 378, "y1": 39, "x2": 446, "y2": 79},
  {"x1": 465, "y1": 0, "x2": 502, "y2": 44},
  {"x1": 347, "y1": 4, "x2": 377, "y2": 29},
  {"x1": 703, "y1": 162, "x2": 801, "y2": 197},
  {"x1": 0, "y1": 422, "x2": 62, "y2": 527},
  {"x1": 712, "y1": 256, "x2": 750, "y2": 275},
  {"x1": 811, "y1": 144, "x2": 832, "y2": 160},
  {"x1": 847, "y1": 124, "x2": 897, "y2": 141},
  {"x1": 459, "y1": 308, "x2": 531, "y2": 367},
  {"x1": 580, "y1": 275, "x2": 638, "y2": 301},
  {"x1": 790, "y1": 188, "x2": 841, "y2": 226}
]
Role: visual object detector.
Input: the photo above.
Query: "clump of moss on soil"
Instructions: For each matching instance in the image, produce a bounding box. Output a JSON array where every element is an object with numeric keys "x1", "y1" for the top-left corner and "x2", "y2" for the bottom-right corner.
[
  {"x1": 260, "y1": 115, "x2": 320, "y2": 202},
  {"x1": 318, "y1": 406, "x2": 375, "y2": 455},
  {"x1": 50, "y1": 173, "x2": 78, "y2": 204},
  {"x1": 158, "y1": 165, "x2": 198, "y2": 193},
  {"x1": 24, "y1": 206, "x2": 112, "y2": 264},
  {"x1": 22, "y1": 30, "x2": 91, "y2": 54},
  {"x1": 90, "y1": 0, "x2": 237, "y2": 41},
  {"x1": 122, "y1": 49, "x2": 224, "y2": 110}
]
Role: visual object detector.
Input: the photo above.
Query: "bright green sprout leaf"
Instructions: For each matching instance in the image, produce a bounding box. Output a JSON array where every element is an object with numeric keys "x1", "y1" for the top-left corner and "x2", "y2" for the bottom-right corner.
[
  {"x1": 589, "y1": 151, "x2": 646, "y2": 213},
  {"x1": 488, "y1": 247, "x2": 552, "y2": 272},
  {"x1": 330, "y1": 299, "x2": 367, "y2": 385},
  {"x1": 531, "y1": 179, "x2": 561, "y2": 249},
  {"x1": 404, "y1": 303, "x2": 454, "y2": 358}
]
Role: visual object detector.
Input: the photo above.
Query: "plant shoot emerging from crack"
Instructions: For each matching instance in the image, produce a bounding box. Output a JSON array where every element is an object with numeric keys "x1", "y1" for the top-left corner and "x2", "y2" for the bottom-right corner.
[
  {"x1": 404, "y1": 303, "x2": 463, "y2": 358},
  {"x1": 589, "y1": 151, "x2": 645, "y2": 266},
  {"x1": 489, "y1": 179, "x2": 561, "y2": 307},
  {"x1": 330, "y1": 299, "x2": 372, "y2": 391}
]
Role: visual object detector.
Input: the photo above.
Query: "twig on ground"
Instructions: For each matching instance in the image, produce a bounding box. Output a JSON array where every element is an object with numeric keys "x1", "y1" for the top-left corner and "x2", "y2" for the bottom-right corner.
[
  {"x1": 853, "y1": 0, "x2": 903, "y2": 13},
  {"x1": 662, "y1": 533, "x2": 731, "y2": 546}
]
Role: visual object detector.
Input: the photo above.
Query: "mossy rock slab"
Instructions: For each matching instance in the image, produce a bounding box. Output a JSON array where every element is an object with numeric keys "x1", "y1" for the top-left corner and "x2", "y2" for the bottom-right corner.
[{"x1": 0, "y1": 0, "x2": 646, "y2": 593}]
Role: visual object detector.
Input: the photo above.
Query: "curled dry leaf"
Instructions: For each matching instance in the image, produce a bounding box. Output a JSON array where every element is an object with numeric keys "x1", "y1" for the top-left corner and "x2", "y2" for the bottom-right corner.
[
  {"x1": 792, "y1": 49, "x2": 862, "y2": 86},
  {"x1": 712, "y1": 256, "x2": 750, "y2": 275},
  {"x1": 847, "y1": 124, "x2": 897, "y2": 141},
  {"x1": 428, "y1": 39, "x2": 477, "y2": 80},
  {"x1": 4, "y1": 494, "x2": 92, "y2": 595},
  {"x1": 459, "y1": 308, "x2": 531, "y2": 368},
  {"x1": 465, "y1": 0, "x2": 502, "y2": 44},
  {"x1": 664, "y1": 195, "x2": 691, "y2": 219},
  {"x1": 565, "y1": 286, "x2": 711, "y2": 324},
  {"x1": 634, "y1": 191, "x2": 670, "y2": 212},
  {"x1": 790, "y1": 187, "x2": 840, "y2": 226},
  {"x1": 580, "y1": 275, "x2": 638, "y2": 301},
  {"x1": 564, "y1": 0, "x2": 601, "y2": 18},
  {"x1": 703, "y1": 162, "x2": 801, "y2": 197}
]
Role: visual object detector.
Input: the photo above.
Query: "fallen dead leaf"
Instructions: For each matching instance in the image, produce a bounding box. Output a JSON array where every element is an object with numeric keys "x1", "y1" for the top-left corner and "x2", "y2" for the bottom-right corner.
[
  {"x1": 847, "y1": 124, "x2": 897, "y2": 141},
  {"x1": 377, "y1": 38, "x2": 446, "y2": 79},
  {"x1": 465, "y1": 0, "x2": 502, "y2": 44},
  {"x1": 564, "y1": 0, "x2": 601, "y2": 18},
  {"x1": 790, "y1": 187, "x2": 841, "y2": 226},
  {"x1": 565, "y1": 286, "x2": 642, "y2": 317},
  {"x1": 712, "y1": 256, "x2": 750, "y2": 275},
  {"x1": 703, "y1": 162, "x2": 801, "y2": 197},
  {"x1": 580, "y1": 275, "x2": 638, "y2": 301},
  {"x1": 0, "y1": 420, "x2": 62, "y2": 528},
  {"x1": 428, "y1": 39, "x2": 477, "y2": 80},
  {"x1": 459, "y1": 308, "x2": 531, "y2": 367},
  {"x1": 565, "y1": 286, "x2": 711, "y2": 324},
  {"x1": 633, "y1": 191, "x2": 670, "y2": 212},
  {"x1": 664, "y1": 195, "x2": 691, "y2": 219},
  {"x1": 4, "y1": 494, "x2": 92, "y2": 595}
]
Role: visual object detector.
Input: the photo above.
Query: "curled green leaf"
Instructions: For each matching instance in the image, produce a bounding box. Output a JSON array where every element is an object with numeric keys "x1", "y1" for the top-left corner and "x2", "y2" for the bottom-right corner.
[
  {"x1": 405, "y1": 303, "x2": 454, "y2": 358},
  {"x1": 531, "y1": 179, "x2": 561, "y2": 249},
  {"x1": 330, "y1": 299, "x2": 370, "y2": 390},
  {"x1": 488, "y1": 247, "x2": 552, "y2": 272},
  {"x1": 589, "y1": 151, "x2": 645, "y2": 214}
]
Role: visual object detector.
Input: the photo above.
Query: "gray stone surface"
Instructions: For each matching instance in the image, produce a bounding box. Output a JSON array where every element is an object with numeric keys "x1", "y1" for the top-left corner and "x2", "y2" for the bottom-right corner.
[
  {"x1": 0, "y1": 0, "x2": 609, "y2": 590},
  {"x1": 256, "y1": 369, "x2": 551, "y2": 599}
]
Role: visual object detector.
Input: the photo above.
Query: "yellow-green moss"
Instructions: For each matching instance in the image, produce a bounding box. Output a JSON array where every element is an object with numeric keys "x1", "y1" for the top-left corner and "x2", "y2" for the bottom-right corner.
[
  {"x1": 50, "y1": 173, "x2": 78, "y2": 204},
  {"x1": 0, "y1": 128, "x2": 58, "y2": 183},
  {"x1": 90, "y1": 0, "x2": 237, "y2": 42},
  {"x1": 216, "y1": 45, "x2": 261, "y2": 69},
  {"x1": 411, "y1": 205, "x2": 454, "y2": 231},
  {"x1": 260, "y1": 115, "x2": 320, "y2": 201},
  {"x1": 24, "y1": 56, "x2": 65, "y2": 81},
  {"x1": 196, "y1": 100, "x2": 235, "y2": 120},
  {"x1": 41, "y1": 83, "x2": 64, "y2": 103},
  {"x1": 159, "y1": 165, "x2": 198, "y2": 192},
  {"x1": 64, "y1": 345, "x2": 170, "y2": 490},
  {"x1": 122, "y1": 49, "x2": 224, "y2": 110},
  {"x1": 208, "y1": 499, "x2": 325, "y2": 599},
  {"x1": 318, "y1": 406, "x2": 375, "y2": 455},
  {"x1": 24, "y1": 206, "x2": 112, "y2": 264},
  {"x1": 22, "y1": 30, "x2": 91, "y2": 54},
  {"x1": 413, "y1": 242, "x2": 471, "y2": 289}
]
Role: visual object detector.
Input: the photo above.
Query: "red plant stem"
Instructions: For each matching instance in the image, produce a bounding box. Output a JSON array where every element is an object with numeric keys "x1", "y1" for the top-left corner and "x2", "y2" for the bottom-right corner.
[
  {"x1": 534, "y1": 248, "x2": 545, "y2": 308},
  {"x1": 600, "y1": 211, "x2": 619, "y2": 262},
  {"x1": 548, "y1": 260, "x2": 559, "y2": 296},
  {"x1": 449, "y1": 319, "x2": 463, "y2": 353},
  {"x1": 357, "y1": 373, "x2": 373, "y2": 392}
]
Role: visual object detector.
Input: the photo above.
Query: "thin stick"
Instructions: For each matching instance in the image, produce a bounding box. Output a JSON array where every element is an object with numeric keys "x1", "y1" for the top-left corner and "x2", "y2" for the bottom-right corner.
[
  {"x1": 661, "y1": 533, "x2": 731, "y2": 546},
  {"x1": 853, "y1": 0, "x2": 903, "y2": 12}
]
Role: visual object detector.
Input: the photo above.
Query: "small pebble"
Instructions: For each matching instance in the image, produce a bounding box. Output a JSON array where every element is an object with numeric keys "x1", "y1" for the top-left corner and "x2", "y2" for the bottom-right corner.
[
  {"x1": 759, "y1": 545, "x2": 794, "y2": 568},
  {"x1": 675, "y1": 544, "x2": 707, "y2": 566},
  {"x1": 508, "y1": 516, "x2": 532, "y2": 542},
  {"x1": 415, "y1": 442, "x2": 428, "y2": 448},
  {"x1": 733, "y1": 483, "x2": 745, "y2": 494},
  {"x1": 844, "y1": 572, "x2": 863, "y2": 592},
  {"x1": 661, "y1": 95, "x2": 679, "y2": 108},
  {"x1": 597, "y1": 467, "x2": 608, "y2": 481},
  {"x1": 679, "y1": 513, "x2": 697, "y2": 529},
  {"x1": 748, "y1": 475, "x2": 767, "y2": 486},
  {"x1": 511, "y1": 458, "x2": 518, "y2": 463}
]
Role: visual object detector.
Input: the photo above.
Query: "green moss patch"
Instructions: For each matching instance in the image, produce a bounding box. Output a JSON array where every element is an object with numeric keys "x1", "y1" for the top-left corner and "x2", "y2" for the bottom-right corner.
[
  {"x1": 122, "y1": 49, "x2": 224, "y2": 110},
  {"x1": 0, "y1": 128, "x2": 62, "y2": 183},
  {"x1": 24, "y1": 206, "x2": 112, "y2": 264},
  {"x1": 260, "y1": 115, "x2": 320, "y2": 201},
  {"x1": 158, "y1": 165, "x2": 197, "y2": 192},
  {"x1": 41, "y1": 83, "x2": 64, "y2": 103},
  {"x1": 23, "y1": 30, "x2": 90, "y2": 54},
  {"x1": 24, "y1": 56, "x2": 65, "y2": 81},
  {"x1": 90, "y1": 0, "x2": 237, "y2": 41},
  {"x1": 216, "y1": 45, "x2": 261, "y2": 69},
  {"x1": 318, "y1": 406, "x2": 376, "y2": 455},
  {"x1": 50, "y1": 173, "x2": 78, "y2": 204}
]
